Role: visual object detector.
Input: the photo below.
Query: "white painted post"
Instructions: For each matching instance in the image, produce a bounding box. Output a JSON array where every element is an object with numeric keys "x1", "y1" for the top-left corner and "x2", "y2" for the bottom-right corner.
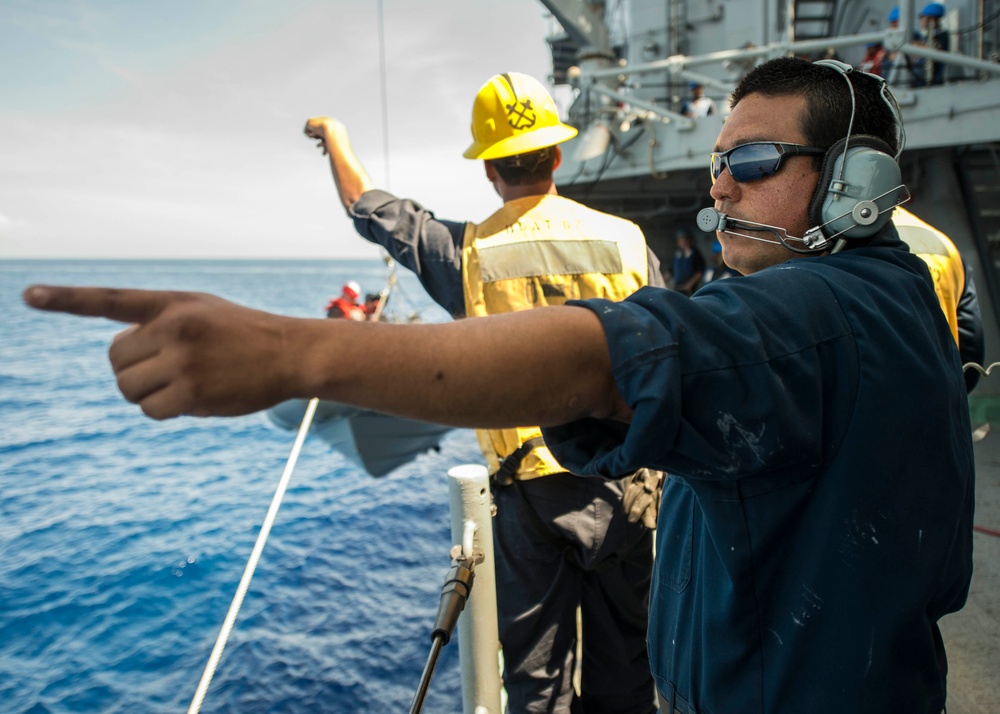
[{"x1": 447, "y1": 464, "x2": 502, "y2": 714}]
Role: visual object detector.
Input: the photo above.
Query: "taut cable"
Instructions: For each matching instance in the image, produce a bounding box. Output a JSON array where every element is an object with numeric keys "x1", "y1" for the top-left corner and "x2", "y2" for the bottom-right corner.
[{"x1": 187, "y1": 397, "x2": 320, "y2": 714}]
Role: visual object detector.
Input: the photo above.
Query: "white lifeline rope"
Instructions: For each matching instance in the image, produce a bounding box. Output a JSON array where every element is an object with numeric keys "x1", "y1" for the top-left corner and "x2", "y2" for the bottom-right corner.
[{"x1": 188, "y1": 397, "x2": 320, "y2": 714}]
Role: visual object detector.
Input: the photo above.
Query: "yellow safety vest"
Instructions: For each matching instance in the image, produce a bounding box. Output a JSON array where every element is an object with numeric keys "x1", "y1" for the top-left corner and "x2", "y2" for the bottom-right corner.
[
  {"x1": 461, "y1": 193, "x2": 650, "y2": 479},
  {"x1": 893, "y1": 207, "x2": 964, "y2": 346}
]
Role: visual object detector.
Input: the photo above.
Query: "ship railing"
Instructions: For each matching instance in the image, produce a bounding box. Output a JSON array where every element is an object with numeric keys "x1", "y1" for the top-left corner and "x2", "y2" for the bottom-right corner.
[
  {"x1": 568, "y1": 22, "x2": 1000, "y2": 131},
  {"x1": 587, "y1": 82, "x2": 694, "y2": 130}
]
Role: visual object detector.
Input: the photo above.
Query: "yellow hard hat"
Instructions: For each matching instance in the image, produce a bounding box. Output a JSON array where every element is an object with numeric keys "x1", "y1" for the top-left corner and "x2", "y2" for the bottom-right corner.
[{"x1": 462, "y1": 72, "x2": 578, "y2": 160}]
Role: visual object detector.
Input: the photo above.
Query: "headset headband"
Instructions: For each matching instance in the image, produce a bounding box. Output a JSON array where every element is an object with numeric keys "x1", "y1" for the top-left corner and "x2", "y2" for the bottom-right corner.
[{"x1": 813, "y1": 59, "x2": 906, "y2": 161}]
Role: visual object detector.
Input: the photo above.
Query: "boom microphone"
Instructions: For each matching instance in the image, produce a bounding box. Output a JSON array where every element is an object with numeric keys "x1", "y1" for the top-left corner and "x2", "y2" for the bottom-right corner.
[
  {"x1": 696, "y1": 207, "x2": 727, "y2": 233},
  {"x1": 696, "y1": 207, "x2": 830, "y2": 254}
]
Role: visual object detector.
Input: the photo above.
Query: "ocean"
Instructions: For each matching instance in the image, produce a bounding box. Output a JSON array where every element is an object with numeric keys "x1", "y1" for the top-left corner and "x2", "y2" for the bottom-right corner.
[{"x1": 1, "y1": 259, "x2": 484, "y2": 713}]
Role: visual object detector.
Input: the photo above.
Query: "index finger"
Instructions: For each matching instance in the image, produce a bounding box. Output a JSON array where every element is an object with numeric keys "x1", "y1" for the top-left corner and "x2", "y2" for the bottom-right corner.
[{"x1": 23, "y1": 285, "x2": 170, "y2": 324}]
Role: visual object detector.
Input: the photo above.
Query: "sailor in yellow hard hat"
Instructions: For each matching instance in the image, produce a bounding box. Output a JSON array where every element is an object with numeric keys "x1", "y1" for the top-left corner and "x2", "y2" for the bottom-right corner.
[
  {"x1": 304, "y1": 71, "x2": 662, "y2": 712},
  {"x1": 461, "y1": 72, "x2": 578, "y2": 161}
]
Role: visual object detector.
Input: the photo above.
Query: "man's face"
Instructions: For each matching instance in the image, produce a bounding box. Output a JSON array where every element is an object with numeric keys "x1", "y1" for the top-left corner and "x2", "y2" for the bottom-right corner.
[{"x1": 709, "y1": 92, "x2": 822, "y2": 275}]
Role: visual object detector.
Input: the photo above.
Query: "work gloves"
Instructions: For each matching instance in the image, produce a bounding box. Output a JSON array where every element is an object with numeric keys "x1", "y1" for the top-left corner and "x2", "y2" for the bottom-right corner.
[{"x1": 622, "y1": 468, "x2": 665, "y2": 529}]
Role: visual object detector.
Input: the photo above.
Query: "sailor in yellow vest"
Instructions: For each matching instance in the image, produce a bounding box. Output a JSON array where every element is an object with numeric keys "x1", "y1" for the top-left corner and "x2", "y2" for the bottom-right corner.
[
  {"x1": 305, "y1": 72, "x2": 662, "y2": 713},
  {"x1": 893, "y1": 207, "x2": 985, "y2": 391}
]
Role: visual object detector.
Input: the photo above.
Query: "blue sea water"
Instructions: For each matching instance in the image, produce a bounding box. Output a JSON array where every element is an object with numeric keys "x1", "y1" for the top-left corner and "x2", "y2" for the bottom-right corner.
[{"x1": 1, "y1": 259, "x2": 484, "y2": 713}]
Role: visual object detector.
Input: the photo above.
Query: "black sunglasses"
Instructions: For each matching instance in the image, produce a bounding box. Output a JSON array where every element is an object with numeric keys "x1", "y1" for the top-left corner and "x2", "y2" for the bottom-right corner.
[{"x1": 710, "y1": 142, "x2": 826, "y2": 183}]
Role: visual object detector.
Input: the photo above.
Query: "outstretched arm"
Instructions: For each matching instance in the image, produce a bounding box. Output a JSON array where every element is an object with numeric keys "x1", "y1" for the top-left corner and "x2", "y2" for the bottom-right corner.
[
  {"x1": 304, "y1": 116, "x2": 375, "y2": 212},
  {"x1": 23, "y1": 286, "x2": 630, "y2": 427}
]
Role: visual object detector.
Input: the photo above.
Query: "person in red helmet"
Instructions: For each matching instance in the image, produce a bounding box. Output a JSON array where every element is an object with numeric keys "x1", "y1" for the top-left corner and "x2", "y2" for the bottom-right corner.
[{"x1": 325, "y1": 281, "x2": 366, "y2": 321}]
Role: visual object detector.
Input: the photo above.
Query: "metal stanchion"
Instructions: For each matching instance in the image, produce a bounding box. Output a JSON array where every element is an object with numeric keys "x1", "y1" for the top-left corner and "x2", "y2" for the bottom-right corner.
[
  {"x1": 408, "y1": 464, "x2": 502, "y2": 714},
  {"x1": 448, "y1": 465, "x2": 502, "y2": 714}
]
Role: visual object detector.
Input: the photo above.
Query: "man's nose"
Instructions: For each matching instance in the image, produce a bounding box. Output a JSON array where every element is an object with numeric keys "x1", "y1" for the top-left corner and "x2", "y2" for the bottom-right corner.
[{"x1": 710, "y1": 169, "x2": 741, "y2": 203}]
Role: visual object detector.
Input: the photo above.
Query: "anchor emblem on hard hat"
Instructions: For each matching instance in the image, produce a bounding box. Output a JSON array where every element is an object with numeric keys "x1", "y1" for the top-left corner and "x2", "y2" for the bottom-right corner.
[{"x1": 506, "y1": 98, "x2": 537, "y2": 130}]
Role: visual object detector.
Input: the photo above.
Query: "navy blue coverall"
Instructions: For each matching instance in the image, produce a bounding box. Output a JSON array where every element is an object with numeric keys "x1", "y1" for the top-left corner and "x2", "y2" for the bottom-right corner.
[{"x1": 545, "y1": 223, "x2": 975, "y2": 713}]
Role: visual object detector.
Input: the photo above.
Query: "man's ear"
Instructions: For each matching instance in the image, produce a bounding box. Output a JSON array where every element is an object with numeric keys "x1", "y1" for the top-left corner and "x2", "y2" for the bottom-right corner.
[
  {"x1": 484, "y1": 160, "x2": 497, "y2": 182},
  {"x1": 552, "y1": 145, "x2": 563, "y2": 171}
]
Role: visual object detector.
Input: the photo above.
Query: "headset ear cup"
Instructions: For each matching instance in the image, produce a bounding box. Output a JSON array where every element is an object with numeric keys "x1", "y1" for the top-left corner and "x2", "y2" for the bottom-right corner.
[
  {"x1": 808, "y1": 137, "x2": 848, "y2": 231},
  {"x1": 808, "y1": 135, "x2": 901, "y2": 241}
]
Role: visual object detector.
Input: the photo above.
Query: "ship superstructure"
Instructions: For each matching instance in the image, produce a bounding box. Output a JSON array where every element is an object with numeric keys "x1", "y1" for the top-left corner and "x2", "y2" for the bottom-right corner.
[{"x1": 539, "y1": 0, "x2": 1000, "y2": 397}]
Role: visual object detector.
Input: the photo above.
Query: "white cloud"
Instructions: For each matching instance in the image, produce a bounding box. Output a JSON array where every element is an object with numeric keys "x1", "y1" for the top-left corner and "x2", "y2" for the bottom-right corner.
[{"x1": 0, "y1": 0, "x2": 553, "y2": 258}]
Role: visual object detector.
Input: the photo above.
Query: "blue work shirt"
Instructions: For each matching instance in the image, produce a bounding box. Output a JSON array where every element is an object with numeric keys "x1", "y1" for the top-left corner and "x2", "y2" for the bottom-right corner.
[{"x1": 544, "y1": 225, "x2": 974, "y2": 713}]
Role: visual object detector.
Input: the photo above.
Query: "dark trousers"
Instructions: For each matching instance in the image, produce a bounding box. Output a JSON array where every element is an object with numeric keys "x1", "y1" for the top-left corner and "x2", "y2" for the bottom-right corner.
[{"x1": 493, "y1": 472, "x2": 656, "y2": 714}]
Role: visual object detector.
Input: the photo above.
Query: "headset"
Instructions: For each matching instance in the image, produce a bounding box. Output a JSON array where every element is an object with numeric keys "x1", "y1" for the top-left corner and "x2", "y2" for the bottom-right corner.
[{"x1": 698, "y1": 59, "x2": 911, "y2": 254}]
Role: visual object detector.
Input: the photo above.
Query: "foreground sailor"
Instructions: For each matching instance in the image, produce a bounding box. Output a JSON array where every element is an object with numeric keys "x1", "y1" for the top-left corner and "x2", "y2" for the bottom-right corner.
[
  {"x1": 304, "y1": 72, "x2": 662, "y2": 713},
  {"x1": 24, "y1": 57, "x2": 973, "y2": 713}
]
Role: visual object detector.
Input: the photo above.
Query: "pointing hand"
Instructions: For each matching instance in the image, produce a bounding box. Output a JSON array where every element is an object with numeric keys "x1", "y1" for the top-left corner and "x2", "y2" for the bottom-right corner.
[{"x1": 23, "y1": 286, "x2": 304, "y2": 420}]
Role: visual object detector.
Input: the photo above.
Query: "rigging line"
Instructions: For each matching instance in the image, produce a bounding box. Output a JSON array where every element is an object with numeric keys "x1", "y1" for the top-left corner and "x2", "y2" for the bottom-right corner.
[
  {"x1": 187, "y1": 397, "x2": 320, "y2": 714},
  {"x1": 377, "y1": 0, "x2": 391, "y2": 192},
  {"x1": 372, "y1": 255, "x2": 397, "y2": 321},
  {"x1": 373, "y1": 0, "x2": 395, "y2": 271}
]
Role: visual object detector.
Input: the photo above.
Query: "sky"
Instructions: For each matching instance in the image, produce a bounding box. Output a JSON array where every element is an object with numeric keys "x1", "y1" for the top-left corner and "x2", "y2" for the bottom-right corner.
[{"x1": 0, "y1": 0, "x2": 556, "y2": 259}]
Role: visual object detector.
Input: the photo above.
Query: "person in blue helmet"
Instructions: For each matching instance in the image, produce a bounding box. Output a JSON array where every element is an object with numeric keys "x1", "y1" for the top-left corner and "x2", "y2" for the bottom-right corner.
[
  {"x1": 914, "y1": 2, "x2": 950, "y2": 85},
  {"x1": 884, "y1": 5, "x2": 927, "y2": 85},
  {"x1": 24, "y1": 57, "x2": 974, "y2": 714}
]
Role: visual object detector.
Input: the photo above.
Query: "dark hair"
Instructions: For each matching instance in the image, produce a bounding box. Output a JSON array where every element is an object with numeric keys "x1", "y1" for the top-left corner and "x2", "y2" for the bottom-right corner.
[
  {"x1": 489, "y1": 147, "x2": 556, "y2": 185},
  {"x1": 731, "y1": 57, "x2": 899, "y2": 165}
]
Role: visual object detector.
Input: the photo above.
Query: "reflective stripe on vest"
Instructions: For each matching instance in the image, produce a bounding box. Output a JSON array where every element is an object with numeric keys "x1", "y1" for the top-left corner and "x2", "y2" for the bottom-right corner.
[
  {"x1": 893, "y1": 207, "x2": 963, "y2": 346},
  {"x1": 462, "y1": 193, "x2": 650, "y2": 479}
]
